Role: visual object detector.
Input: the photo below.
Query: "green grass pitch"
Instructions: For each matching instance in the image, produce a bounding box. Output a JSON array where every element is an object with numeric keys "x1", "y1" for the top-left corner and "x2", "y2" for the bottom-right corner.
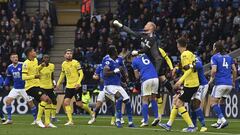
[{"x1": 0, "y1": 115, "x2": 239, "y2": 135}]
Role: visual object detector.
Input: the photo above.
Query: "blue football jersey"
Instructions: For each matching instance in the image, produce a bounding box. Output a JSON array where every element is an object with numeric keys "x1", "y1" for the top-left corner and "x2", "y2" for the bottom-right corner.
[
  {"x1": 95, "y1": 64, "x2": 104, "y2": 91},
  {"x1": 102, "y1": 55, "x2": 121, "y2": 86},
  {"x1": 211, "y1": 53, "x2": 233, "y2": 85},
  {"x1": 132, "y1": 54, "x2": 158, "y2": 82},
  {"x1": 195, "y1": 56, "x2": 208, "y2": 85},
  {"x1": 5, "y1": 62, "x2": 25, "y2": 89},
  {"x1": 116, "y1": 56, "x2": 124, "y2": 67}
]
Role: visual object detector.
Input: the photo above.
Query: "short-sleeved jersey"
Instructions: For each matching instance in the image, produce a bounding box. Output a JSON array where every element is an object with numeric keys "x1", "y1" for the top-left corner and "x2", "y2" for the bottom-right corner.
[
  {"x1": 102, "y1": 55, "x2": 121, "y2": 86},
  {"x1": 5, "y1": 62, "x2": 25, "y2": 89},
  {"x1": 61, "y1": 59, "x2": 82, "y2": 88},
  {"x1": 116, "y1": 56, "x2": 124, "y2": 67},
  {"x1": 195, "y1": 57, "x2": 208, "y2": 85},
  {"x1": 211, "y1": 53, "x2": 233, "y2": 85},
  {"x1": 132, "y1": 54, "x2": 158, "y2": 82},
  {"x1": 180, "y1": 50, "x2": 199, "y2": 87},
  {"x1": 39, "y1": 63, "x2": 55, "y2": 89},
  {"x1": 95, "y1": 64, "x2": 104, "y2": 91},
  {"x1": 22, "y1": 58, "x2": 40, "y2": 90}
]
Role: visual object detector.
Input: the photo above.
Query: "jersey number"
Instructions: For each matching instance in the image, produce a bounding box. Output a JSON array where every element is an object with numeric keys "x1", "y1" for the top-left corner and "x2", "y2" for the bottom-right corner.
[
  {"x1": 142, "y1": 57, "x2": 150, "y2": 65},
  {"x1": 222, "y1": 58, "x2": 229, "y2": 69}
]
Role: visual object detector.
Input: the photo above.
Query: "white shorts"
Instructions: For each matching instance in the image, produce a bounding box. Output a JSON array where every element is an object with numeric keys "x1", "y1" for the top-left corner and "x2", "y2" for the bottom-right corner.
[
  {"x1": 192, "y1": 84, "x2": 209, "y2": 101},
  {"x1": 141, "y1": 78, "x2": 159, "y2": 96},
  {"x1": 97, "y1": 91, "x2": 115, "y2": 102},
  {"x1": 7, "y1": 88, "x2": 33, "y2": 102},
  {"x1": 211, "y1": 85, "x2": 232, "y2": 98},
  {"x1": 104, "y1": 85, "x2": 129, "y2": 101}
]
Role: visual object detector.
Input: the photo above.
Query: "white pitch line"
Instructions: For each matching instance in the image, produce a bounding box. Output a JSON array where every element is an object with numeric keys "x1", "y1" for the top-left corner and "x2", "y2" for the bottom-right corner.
[
  {"x1": 81, "y1": 125, "x2": 240, "y2": 135},
  {"x1": 3, "y1": 122, "x2": 240, "y2": 135}
]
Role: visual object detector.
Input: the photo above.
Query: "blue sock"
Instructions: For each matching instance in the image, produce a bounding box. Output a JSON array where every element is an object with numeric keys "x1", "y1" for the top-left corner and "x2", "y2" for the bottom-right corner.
[
  {"x1": 116, "y1": 97, "x2": 123, "y2": 121},
  {"x1": 31, "y1": 106, "x2": 37, "y2": 120},
  {"x1": 125, "y1": 100, "x2": 133, "y2": 123},
  {"x1": 191, "y1": 110, "x2": 197, "y2": 127},
  {"x1": 142, "y1": 103, "x2": 148, "y2": 123},
  {"x1": 106, "y1": 100, "x2": 115, "y2": 117},
  {"x1": 0, "y1": 107, "x2": 4, "y2": 119},
  {"x1": 219, "y1": 104, "x2": 225, "y2": 116},
  {"x1": 151, "y1": 100, "x2": 159, "y2": 119},
  {"x1": 212, "y1": 104, "x2": 224, "y2": 119},
  {"x1": 195, "y1": 107, "x2": 205, "y2": 127},
  {"x1": 6, "y1": 105, "x2": 12, "y2": 120}
]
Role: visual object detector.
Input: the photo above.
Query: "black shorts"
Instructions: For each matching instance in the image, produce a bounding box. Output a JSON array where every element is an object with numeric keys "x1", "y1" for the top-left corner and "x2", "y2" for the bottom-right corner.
[
  {"x1": 26, "y1": 87, "x2": 45, "y2": 102},
  {"x1": 179, "y1": 86, "x2": 198, "y2": 103},
  {"x1": 64, "y1": 88, "x2": 82, "y2": 101},
  {"x1": 43, "y1": 89, "x2": 57, "y2": 104}
]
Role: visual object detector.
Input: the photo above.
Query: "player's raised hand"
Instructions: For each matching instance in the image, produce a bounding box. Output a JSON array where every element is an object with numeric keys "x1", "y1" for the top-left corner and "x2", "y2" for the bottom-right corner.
[{"x1": 113, "y1": 20, "x2": 123, "y2": 28}]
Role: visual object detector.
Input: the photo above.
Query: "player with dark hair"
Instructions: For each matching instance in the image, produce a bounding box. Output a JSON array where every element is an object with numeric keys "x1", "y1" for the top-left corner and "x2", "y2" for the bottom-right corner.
[
  {"x1": 3, "y1": 53, "x2": 37, "y2": 125},
  {"x1": 39, "y1": 55, "x2": 58, "y2": 122},
  {"x1": 102, "y1": 45, "x2": 134, "y2": 128},
  {"x1": 87, "y1": 64, "x2": 116, "y2": 125},
  {"x1": 56, "y1": 49, "x2": 91, "y2": 126},
  {"x1": 22, "y1": 47, "x2": 56, "y2": 128},
  {"x1": 209, "y1": 41, "x2": 237, "y2": 129},
  {"x1": 159, "y1": 37, "x2": 199, "y2": 132}
]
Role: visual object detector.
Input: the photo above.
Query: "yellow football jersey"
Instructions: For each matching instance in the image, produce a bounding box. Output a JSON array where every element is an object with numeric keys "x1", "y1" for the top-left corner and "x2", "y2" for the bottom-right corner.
[
  {"x1": 39, "y1": 63, "x2": 55, "y2": 89},
  {"x1": 57, "y1": 59, "x2": 83, "y2": 89},
  {"x1": 22, "y1": 58, "x2": 40, "y2": 90},
  {"x1": 179, "y1": 50, "x2": 199, "y2": 88}
]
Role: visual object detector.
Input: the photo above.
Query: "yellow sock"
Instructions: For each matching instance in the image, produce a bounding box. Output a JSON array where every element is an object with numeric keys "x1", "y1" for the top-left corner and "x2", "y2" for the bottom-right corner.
[
  {"x1": 167, "y1": 105, "x2": 178, "y2": 126},
  {"x1": 45, "y1": 104, "x2": 52, "y2": 125},
  {"x1": 51, "y1": 104, "x2": 57, "y2": 118},
  {"x1": 65, "y1": 105, "x2": 73, "y2": 122},
  {"x1": 82, "y1": 103, "x2": 93, "y2": 115},
  {"x1": 37, "y1": 101, "x2": 47, "y2": 121},
  {"x1": 178, "y1": 106, "x2": 194, "y2": 127},
  {"x1": 157, "y1": 97, "x2": 163, "y2": 116}
]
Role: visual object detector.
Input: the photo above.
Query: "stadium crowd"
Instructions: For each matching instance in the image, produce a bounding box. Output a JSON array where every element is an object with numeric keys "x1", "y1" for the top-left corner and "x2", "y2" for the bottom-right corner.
[
  {"x1": 0, "y1": 2, "x2": 53, "y2": 78},
  {"x1": 75, "y1": 0, "x2": 240, "y2": 64}
]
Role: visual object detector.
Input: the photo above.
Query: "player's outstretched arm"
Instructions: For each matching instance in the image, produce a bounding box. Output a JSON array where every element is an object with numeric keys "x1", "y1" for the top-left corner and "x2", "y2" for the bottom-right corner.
[
  {"x1": 56, "y1": 70, "x2": 65, "y2": 90},
  {"x1": 159, "y1": 48, "x2": 173, "y2": 70},
  {"x1": 113, "y1": 20, "x2": 141, "y2": 38},
  {"x1": 77, "y1": 69, "x2": 84, "y2": 85},
  {"x1": 232, "y1": 63, "x2": 237, "y2": 87}
]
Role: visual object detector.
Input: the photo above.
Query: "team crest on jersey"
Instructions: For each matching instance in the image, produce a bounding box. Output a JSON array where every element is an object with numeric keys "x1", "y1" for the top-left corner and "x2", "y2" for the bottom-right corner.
[
  {"x1": 38, "y1": 91, "x2": 42, "y2": 95},
  {"x1": 18, "y1": 68, "x2": 21, "y2": 71}
]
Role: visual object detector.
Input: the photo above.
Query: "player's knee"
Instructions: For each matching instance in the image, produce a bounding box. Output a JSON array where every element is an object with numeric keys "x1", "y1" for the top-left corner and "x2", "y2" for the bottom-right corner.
[
  {"x1": 210, "y1": 97, "x2": 219, "y2": 106},
  {"x1": 27, "y1": 101, "x2": 34, "y2": 107},
  {"x1": 175, "y1": 99, "x2": 184, "y2": 108},
  {"x1": 123, "y1": 98, "x2": 130, "y2": 104},
  {"x1": 142, "y1": 96, "x2": 149, "y2": 104},
  {"x1": 96, "y1": 101, "x2": 102, "y2": 108},
  {"x1": 6, "y1": 98, "x2": 13, "y2": 105},
  {"x1": 76, "y1": 101, "x2": 83, "y2": 107},
  {"x1": 64, "y1": 100, "x2": 70, "y2": 106},
  {"x1": 115, "y1": 92, "x2": 122, "y2": 99},
  {"x1": 191, "y1": 99, "x2": 201, "y2": 109}
]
